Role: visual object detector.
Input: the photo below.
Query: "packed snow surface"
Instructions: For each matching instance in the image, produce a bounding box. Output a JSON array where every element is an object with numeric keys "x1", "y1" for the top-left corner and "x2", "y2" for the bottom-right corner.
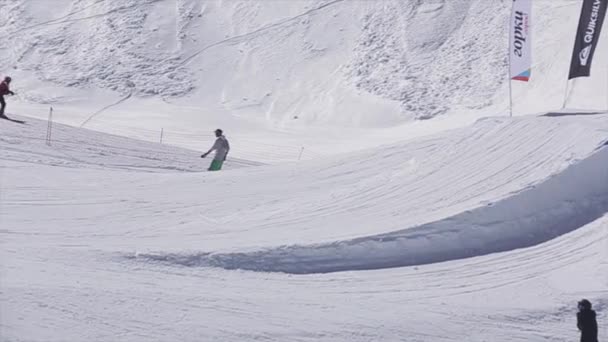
[
  {"x1": 1, "y1": 0, "x2": 608, "y2": 341},
  {"x1": 2, "y1": 113, "x2": 608, "y2": 340}
]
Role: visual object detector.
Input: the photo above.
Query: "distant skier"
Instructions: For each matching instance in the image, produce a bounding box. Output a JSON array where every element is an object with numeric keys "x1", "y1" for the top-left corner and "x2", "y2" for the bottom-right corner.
[
  {"x1": 577, "y1": 299, "x2": 598, "y2": 342},
  {"x1": 0, "y1": 76, "x2": 15, "y2": 118},
  {"x1": 201, "y1": 129, "x2": 230, "y2": 171}
]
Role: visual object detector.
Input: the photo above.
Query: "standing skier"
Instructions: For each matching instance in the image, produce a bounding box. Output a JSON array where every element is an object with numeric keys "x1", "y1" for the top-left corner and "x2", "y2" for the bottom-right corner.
[
  {"x1": 577, "y1": 299, "x2": 598, "y2": 342},
  {"x1": 201, "y1": 129, "x2": 230, "y2": 171},
  {"x1": 0, "y1": 76, "x2": 15, "y2": 118}
]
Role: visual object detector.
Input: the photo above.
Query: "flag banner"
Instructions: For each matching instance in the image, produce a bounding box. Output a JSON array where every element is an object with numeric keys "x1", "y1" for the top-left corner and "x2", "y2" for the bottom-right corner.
[
  {"x1": 569, "y1": 0, "x2": 608, "y2": 79},
  {"x1": 510, "y1": 0, "x2": 532, "y2": 82}
]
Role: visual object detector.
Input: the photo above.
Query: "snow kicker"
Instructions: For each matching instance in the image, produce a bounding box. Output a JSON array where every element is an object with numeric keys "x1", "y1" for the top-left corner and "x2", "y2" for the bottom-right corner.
[{"x1": 136, "y1": 139, "x2": 608, "y2": 274}]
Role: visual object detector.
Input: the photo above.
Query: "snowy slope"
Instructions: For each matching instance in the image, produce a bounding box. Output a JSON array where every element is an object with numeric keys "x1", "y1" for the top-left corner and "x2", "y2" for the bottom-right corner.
[
  {"x1": 0, "y1": 115, "x2": 260, "y2": 171},
  {"x1": 1, "y1": 0, "x2": 608, "y2": 341},
  {"x1": 1, "y1": 113, "x2": 608, "y2": 340},
  {"x1": 2, "y1": 216, "x2": 606, "y2": 341},
  {"x1": 1, "y1": 0, "x2": 606, "y2": 136},
  {"x1": 2, "y1": 114, "x2": 607, "y2": 266}
]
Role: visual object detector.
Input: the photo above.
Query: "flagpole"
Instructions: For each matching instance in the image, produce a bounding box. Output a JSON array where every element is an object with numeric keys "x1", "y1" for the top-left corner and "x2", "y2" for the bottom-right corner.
[
  {"x1": 508, "y1": 1, "x2": 513, "y2": 118},
  {"x1": 509, "y1": 75, "x2": 513, "y2": 117},
  {"x1": 561, "y1": 79, "x2": 570, "y2": 109}
]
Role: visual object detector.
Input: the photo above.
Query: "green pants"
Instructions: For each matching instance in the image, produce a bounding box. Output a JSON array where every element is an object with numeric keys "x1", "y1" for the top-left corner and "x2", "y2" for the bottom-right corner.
[{"x1": 208, "y1": 159, "x2": 224, "y2": 171}]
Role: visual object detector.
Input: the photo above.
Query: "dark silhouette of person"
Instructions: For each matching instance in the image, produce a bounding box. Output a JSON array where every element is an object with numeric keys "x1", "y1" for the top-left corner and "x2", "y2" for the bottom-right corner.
[
  {"x1": 0, "y1": 76, "x2": 15, "y2": 117},
  {"x1": 577, "y1": 299, "x2": 598, "y2": 342}
]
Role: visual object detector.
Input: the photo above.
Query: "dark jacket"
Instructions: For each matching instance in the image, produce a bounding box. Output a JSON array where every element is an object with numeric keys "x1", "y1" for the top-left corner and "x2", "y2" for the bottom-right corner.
[
  {"x1": 577, "y1": 309, "x2": 598, "y2": 342},
  {"x1": 0, "y1": 81, "x2": 10, "y2": 95}
]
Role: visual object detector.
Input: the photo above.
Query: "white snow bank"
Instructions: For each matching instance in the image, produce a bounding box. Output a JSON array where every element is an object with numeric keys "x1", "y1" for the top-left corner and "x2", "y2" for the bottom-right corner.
[
  {"x1": 193, "y1": 146, "x2": 608, "y2": 273},
  {"x1": 139, "y1": 146, "x2": 608, "y2": 273},
  {"x1": 133, "y1": 116, "x2": 608, "y2": 273}
]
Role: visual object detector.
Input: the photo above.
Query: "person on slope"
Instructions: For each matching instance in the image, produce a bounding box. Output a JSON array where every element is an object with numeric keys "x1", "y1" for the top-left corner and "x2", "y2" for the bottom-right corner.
[
  {"x1": 0, "y1": 76, "x2": 16, "y2": 118},
  {"x1": 577, "y1": 299, "x2": 598, "y2": 342},
  {"x1": 201, "y1": 129, "x2": 230, "y2": 171}
]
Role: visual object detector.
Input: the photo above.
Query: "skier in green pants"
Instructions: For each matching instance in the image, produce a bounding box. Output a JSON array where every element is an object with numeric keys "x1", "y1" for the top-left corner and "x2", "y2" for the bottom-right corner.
[{"x1": 201, "y1": 129, "x2": 230, "y2": 171}]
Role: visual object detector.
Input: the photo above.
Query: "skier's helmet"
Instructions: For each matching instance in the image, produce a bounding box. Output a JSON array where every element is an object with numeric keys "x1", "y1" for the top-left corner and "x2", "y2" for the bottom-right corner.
[
  {"x1": 4, "y1": 76, "x2": 11, "y2": 82},
  {"x1": 215, "y1": 129, "x2": 223, "y2": 136}
]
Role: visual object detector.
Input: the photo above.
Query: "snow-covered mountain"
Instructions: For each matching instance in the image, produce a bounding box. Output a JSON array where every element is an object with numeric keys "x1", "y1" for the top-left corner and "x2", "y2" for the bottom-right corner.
[{"x1": 2, "y1": 0, "x2": 606, "y2": 132}]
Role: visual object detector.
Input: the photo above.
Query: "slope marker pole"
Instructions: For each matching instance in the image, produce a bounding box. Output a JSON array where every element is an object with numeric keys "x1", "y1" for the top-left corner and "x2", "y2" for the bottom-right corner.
[
  {"x1": 46, "y1": 107, "x2": 53, "y2": 146},
  {"x1": 562, "y1": 80, "x2": 570, "y2": 110}
]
